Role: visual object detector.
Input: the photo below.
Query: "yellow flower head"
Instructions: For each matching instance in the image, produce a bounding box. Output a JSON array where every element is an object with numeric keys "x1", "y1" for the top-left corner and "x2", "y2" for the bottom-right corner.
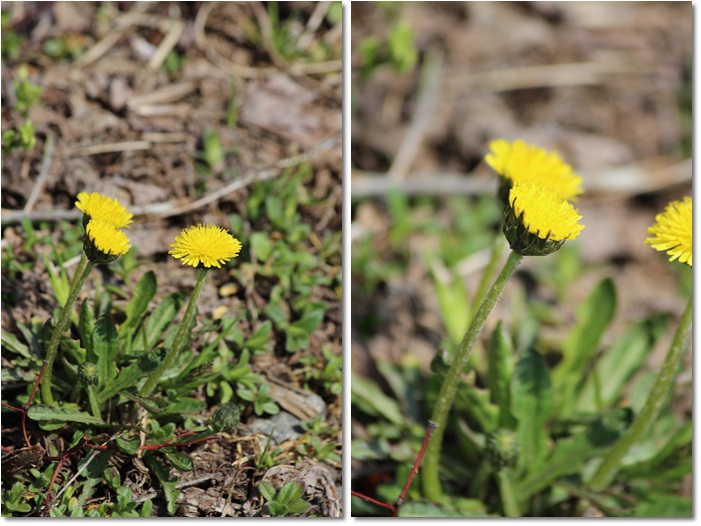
[
  {"x1": 646, "y1": 196, "x2": 692, "y2": 266},
  {"x1": 169, "y1": 224, "x2": 242, "y2": 268},
  {"x1": 504, "y1": 180, "x2": 584, "y2": 256},
  {"x1": 84, "y1": 219, "x2": 131, "y2": 263},
  {"x1": 75, "y1": 192, "x2": 133, "y2": 229},
  {"x1": 485, "y1": 139, "x2": 583, "y2": 202}
]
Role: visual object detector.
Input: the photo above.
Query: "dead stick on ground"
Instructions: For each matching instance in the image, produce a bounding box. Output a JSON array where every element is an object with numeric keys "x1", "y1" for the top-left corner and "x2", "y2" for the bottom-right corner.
[
  {"x1": 142, "y1": 132, "x2": 341, "y2": 220},
  {"x1": 1, "y1": 133, "x2": 341, "y2": 225},
  {"x1": 64, "y1": 141, "x2": 152, "y2": 157},
  {"x1": 149, "y1": 19, "x2": 185, "y2": 70},
  {"x1": 74, "y1": 8, "x2": 147, "y2": 68},
  {"x1": 297, "y1": 1, "x2": 331, "y2": 52},
  {"x1": 387, "y1": 49, "x2": 443, "y2": 183},
  {"x1": 194, "y1": 2, "x2": 273, "y2": 79},
  {"x1": 23, "y1": 133, "x2": 55, "y2": 213},
  {"x1": 445, "y1": 61, "x2": 660, "y2": 94},
  {"x1": 52, "y1": 432, "x2": 121, "y2": 505},
  {"x1": 131, "y1": 474, "x2": 216, "y2": 503}
]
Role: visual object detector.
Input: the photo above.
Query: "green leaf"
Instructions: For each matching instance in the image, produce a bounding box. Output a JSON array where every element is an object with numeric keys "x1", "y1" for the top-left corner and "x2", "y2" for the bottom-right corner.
[
  {"x1": 139, "y1": 499, "x2": 153, "y2": 517},
  {"x1": 144, "y1": 455, "x2": 179, "y2": 515},
  {"x1": 388, "y1": 20, "x2": 418, "y2": 73},
  {"x1": 265, "y1": 195, "x2": 284, "y2": 228},
  {"x1": 115, "y1": 486, "x2": 136, "y2": 513},
  {"x1": 245, "y1": 321, "x2": 272, "y2": 351},
  {"x1": 430, "y1": 265, "x2": 470, "y2": 346},
  {"x1": 116, "y1": 436, "x2": 141, "y2": 455},
  {"x1": 554, "y1": 278, "x2": 616, "y2": 414},
  {"x1": 59, "y1": 335, "x2": 85, "y2": 364},
  {"x1": 91, "y1": 315, "x2": 119, "y2": 388},
  {"x1": 511, "y1": 349, "x2": 553, "y2": 470},
  {"x1": 1, "y1": 329, "x2": 31, "y2": 359},
  {"x1": 351, "y1": 374, "x2": 404, "y2": 426},
  {"x1": 27, "y1": 404, "x2": 105, "y2": 425},
  {"x1": 163, "y1": 397, "x2": 207, "y2": 415},
  {"x1": 288, "y1": 309, "x2": 325, "y2": 335},
  {"x1": 42, "y1": 252, "x2": 70, "y2": 307},
  {"x1": 250, "y1": 232, "x2": 274, "y2": 262},
  {"x1": 163, "y1": 450, "x2": 194, "y2": 471},
  {"x1": 634, "y1": 493, "x2": 692, "y2": 518},
  {"x1": 269, "y1": 501, "x2": 287, "y2": 517},
  {"x1": 398, "y1": 499, "x2": 492, "y2": 517},
  {"x1": 496, "y1": 469, "x2": 520, "y2": 517},
  {"x1": 287, "y1": 499, "x2": 311, "y2": 515},
  {"x1": 454, "y1": 378, "x2": 499, "y2": 433},
  {"x1": 120, "y1": 271, "x2": 157, "y2": 352},
  {"x1": 79, "y1": 300, "x2": 95, "y2": 356},
  {"x1": 4, "y1": 482, "x2": 32, "y2": 513},
  {"x1": 278, "y1": 481, "x2": 302, "y2": 502},
  {"x1": 577, "y1": 315, "x2": 666, "y2": 413},
  {"x1": 486, "y1": 322, "x2": 516, "y2": 428},
  {"x1": 515, "y1": 408, "x2": 630, "y2": 498},
  {"x1": 103, "y1": 466, "x2": 121, "y2": 490},
  {"x1": 621, "y1": 421, "x2": 692, "y2": 478},
  {"x1": 97, "y1": 352, "x2": 160, "y2": 403},
  {"x1": 135, "y1": 291, "x2": 186, "y2": 351},
  {"x1": 259, "y1": 480, "x2": 276, "y2": 501}
]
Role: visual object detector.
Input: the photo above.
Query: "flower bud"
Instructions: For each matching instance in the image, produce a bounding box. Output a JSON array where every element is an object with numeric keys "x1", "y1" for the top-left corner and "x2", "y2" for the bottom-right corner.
[
  {"x1": 79, "y1": 362, "x2": 99, "y2": 386},
  {"x1": 212, "y1": 403, "x2": 241, "y2": 432},
  {"x1": 486, "y1": 428, "x2": 519, "y2": 470}
]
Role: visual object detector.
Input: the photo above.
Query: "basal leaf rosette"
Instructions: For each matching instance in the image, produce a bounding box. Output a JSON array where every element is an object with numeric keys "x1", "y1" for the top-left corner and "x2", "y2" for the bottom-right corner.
[
  {"x1": 646, "y1": 196, "x2": 692, "y2": 266},
  {"x1": 169, "y1": 224, "x2": 242, "y2": 269},
  {"x1": 75, "y1": 192, "x2": 133, "y2": 229},
  {"x1": 504, "y1": 180, "x2": 584, "y2": 256},
  {"x1": 84, "y1": 219, "x2": 131, "y2": 263},
  {"x1": 485, "y1": 139, "x2": 583, "y2": 204}
]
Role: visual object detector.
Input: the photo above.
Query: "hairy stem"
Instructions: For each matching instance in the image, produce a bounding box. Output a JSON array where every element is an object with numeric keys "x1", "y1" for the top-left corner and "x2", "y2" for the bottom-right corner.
[
  {"x1": 140, "y1": 267, "x2": 207, "y2": 397},
  {"x1": 422, "y1": 250, "x2": 523, "y2": 500},
  {"x1": 588, "y1": 294, "x2": 693, "y2": 491},
  {"x1": 41, "y1": 260, "x2": 96, "y2": 406}
]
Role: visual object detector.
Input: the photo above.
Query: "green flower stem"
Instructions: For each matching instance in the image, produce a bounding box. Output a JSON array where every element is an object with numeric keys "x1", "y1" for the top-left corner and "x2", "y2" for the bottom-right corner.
[
  {"x1": 496, "y1": 469, "x2": 520, "y2": 517},
  {"x1": 67, "y1": 253, "x2": 88, "y2": 324},
  {"x1": 69, "y1": 253, "x2": 88, "y2": 291},
  {"x1": 140, "y1": 267, "x2": 208, "y2": 397},
  {"x1": 472, "y1": 228, "x2": 505, "y2": 312},
  {"x1": 41, "y1": 260, "x2": 96, "y2": 406},
  {"x1": 422, "y1": 250, "x2": 523, "y2": 501},
  {"x1": 87, "y1": 385, "x2": 101, "y2": 419},
  {"x1": 468, "y1": 460, "x2": 491, "y2": 497},
  {"x1": 588, "y1": 294, "x2": 693, "y2": 492}
]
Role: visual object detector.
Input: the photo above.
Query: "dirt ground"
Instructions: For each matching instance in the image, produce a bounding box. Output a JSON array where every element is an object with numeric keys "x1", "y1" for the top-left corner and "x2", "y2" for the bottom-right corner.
[
  {"x1": 2, "y1": 1, "x2": 341, "y2": 517},
  {"x1": 350, "y1": 0, "x2": 692, "y2": 503}
]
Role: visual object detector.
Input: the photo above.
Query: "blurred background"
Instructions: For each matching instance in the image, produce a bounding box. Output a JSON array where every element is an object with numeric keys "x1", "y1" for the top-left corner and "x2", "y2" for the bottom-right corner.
[{"x1": 350, "y1": 1, "x2": 691, "y2": 517}]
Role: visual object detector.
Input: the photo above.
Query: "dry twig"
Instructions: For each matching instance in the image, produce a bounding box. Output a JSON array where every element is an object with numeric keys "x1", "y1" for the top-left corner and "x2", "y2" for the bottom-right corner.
[
  {"x1": 23, "y1": 133, "x2": 55, "y2": 212},
  {"x1": 387, "y1": 49, "x2": 443, "y2": 183}
]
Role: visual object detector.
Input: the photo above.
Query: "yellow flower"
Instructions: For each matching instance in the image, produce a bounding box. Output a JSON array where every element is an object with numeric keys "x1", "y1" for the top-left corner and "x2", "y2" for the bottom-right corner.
[
  {"x1": 504, "y1": 180, "x2": 584, "y2": 256},
  {"x1": 84, "y1": 219, "x2": 131, "y2": 263},
  {"x1": 485, "y1": 139, "x2": 583, "y2": 202},
  {"x1": 169, "y1": 224, "x2": 242, "y2": 268},
  {"x1": 75, "y1": 192, "x2": 133, "y2": 228},
  {"x1": 646, "y1": 196, "x2": 692, "y2": 266}
]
